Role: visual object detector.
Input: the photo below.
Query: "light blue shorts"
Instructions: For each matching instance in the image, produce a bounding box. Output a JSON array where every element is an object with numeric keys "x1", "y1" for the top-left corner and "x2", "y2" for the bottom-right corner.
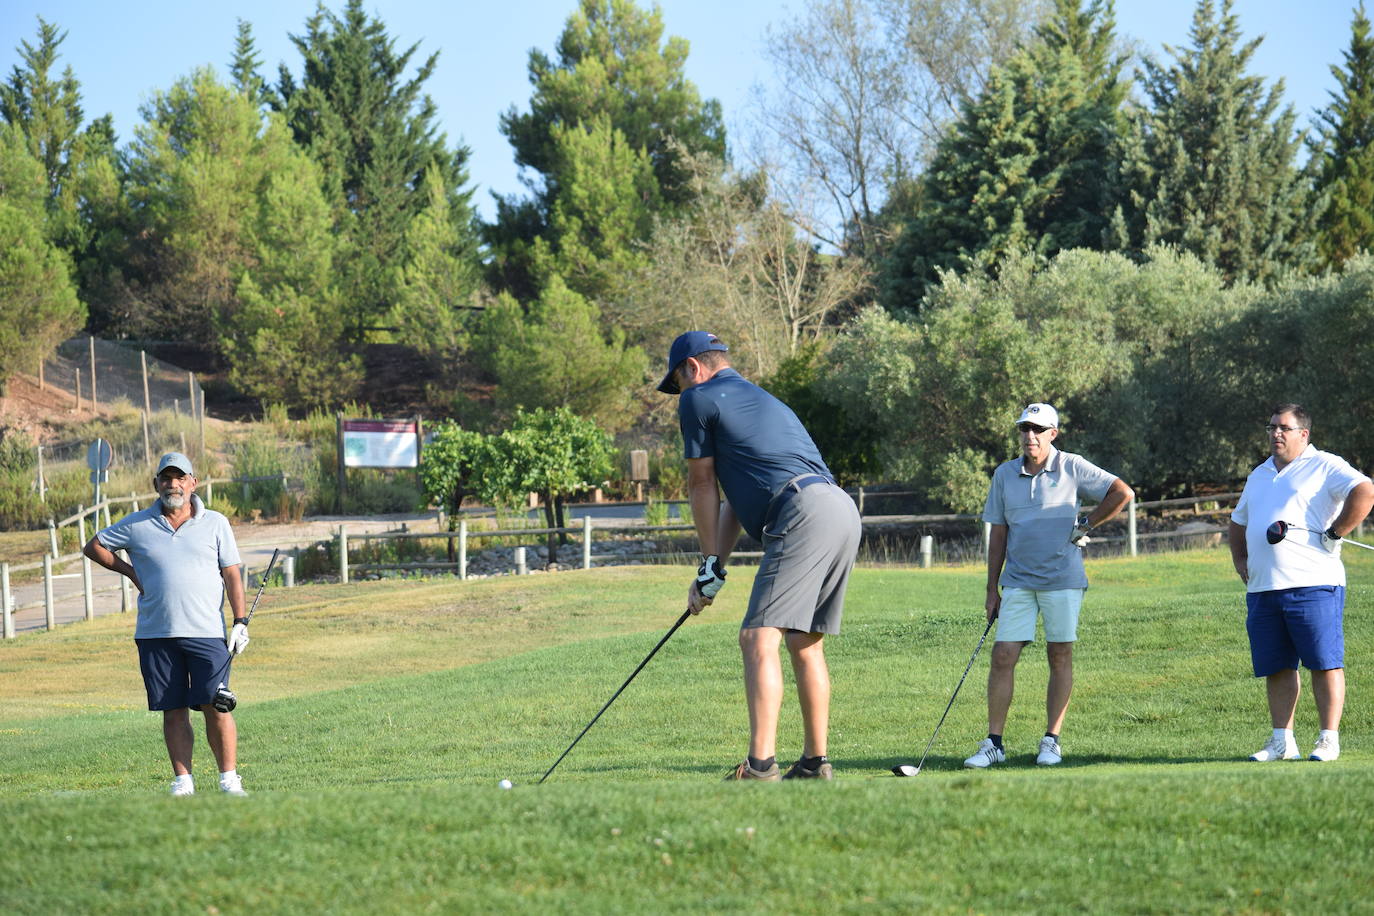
[{"x1": 995, "y1": 588, "x2": 1084, "y2": 643}]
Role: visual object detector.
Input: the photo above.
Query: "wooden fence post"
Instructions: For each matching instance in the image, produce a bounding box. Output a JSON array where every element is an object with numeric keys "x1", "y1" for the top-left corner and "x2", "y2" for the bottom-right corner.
[
  {"x1": 583, "y1": 515, "x2": 593, "y2": 569},
  {"x1": 1128, "y1": 500, "x2": 1138, "y2": 557},
  {"x1": 2, "y1": 562, "x2": 12, "y2": 639},
  {"x1": 338, "y1": 525, "x2": 349, "y2": 584},
  {"x1": 119, "y1": 553, "x2": 133, "y2": 612},
  {"x1": 458, "y1": 519, "x2": 468, "y2": 580},
  {"x1": 43, "y1": 554, "x2": 55, "y2": 630},
  {"x1": 82, "y1": 549, "x2": 95, "y2": 622},
  {"x1": 89, "y1": 334, "x2": 98, "y2": 410},
  {"x1": 48, "y1": 518, "x2": 59, "y2": 557}
]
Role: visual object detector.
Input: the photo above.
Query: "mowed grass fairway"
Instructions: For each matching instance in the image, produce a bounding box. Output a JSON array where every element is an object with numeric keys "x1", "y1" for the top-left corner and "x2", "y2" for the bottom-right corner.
[{"x1": 2, "y1": 552, "x2": 1372, "y2": 913}]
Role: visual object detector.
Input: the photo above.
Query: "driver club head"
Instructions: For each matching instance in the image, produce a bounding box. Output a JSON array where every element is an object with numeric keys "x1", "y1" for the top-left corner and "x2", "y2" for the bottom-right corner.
[
  {"x1": 1266, "y1": 520, "x2": 1289, "y2": 545},
  {"x1": 892, "y1": 764, "x2": 920, "y2": 778}
]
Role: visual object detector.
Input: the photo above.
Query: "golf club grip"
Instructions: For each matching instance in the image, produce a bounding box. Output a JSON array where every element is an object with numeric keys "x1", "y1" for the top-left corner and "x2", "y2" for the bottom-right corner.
[
  {"x1": 539, "y1": 608, "x2": 692, "y2": 784},
  {"x1": 244, "y1": 548, "x2": 281, "y2": 624}
]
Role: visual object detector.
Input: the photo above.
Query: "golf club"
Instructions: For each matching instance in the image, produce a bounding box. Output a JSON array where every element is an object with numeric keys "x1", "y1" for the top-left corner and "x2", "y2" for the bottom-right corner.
[
  {"x1": 211, "y1": 548, "x2": 281, "y2": 713},
  {"x1": 892, "y1": 616, "x2": 996, "y2": 777},
  {"x1": 539, "y1": 609, "x2": 691, "y2": 784},
  {"x1": 1266, "y1": 520, "x2": 1374, "y2": 552}
]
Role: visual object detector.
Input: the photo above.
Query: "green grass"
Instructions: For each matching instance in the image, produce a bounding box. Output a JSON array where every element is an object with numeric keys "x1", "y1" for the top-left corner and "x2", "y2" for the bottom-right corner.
[{"x1": 2, "y1": 551, "x2": 1372, "y2": 913}]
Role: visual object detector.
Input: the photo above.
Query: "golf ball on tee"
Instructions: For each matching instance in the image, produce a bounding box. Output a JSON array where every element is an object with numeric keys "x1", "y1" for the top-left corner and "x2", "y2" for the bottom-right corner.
[{"x1": 499, "y1": 779, "x2": 513, "y2": 790}]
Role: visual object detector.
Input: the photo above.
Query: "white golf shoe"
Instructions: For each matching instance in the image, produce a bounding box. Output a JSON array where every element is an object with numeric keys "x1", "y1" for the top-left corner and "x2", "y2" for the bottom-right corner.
[
  {"x1": 1309, "y1": 735, "x2": 1340, "y2": 762},
  {"x1": 963, "y1": 738, "x2": 1006, "y2": 769},
  {"x1": 1249, "y1": 734, "x2": 1300, "y2": 762},
  {"x1": 170, "y1": 776, "x2": 195, "y2": 797},
  {"x1": 219, "y1": 773, "x2": 248, "y2": 796},
  {"x1": 1036, "y1": 736, "x2": 1063, "y2": 766}
]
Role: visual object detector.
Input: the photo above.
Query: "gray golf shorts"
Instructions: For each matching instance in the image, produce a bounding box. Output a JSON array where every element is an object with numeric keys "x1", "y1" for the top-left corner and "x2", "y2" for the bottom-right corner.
[{"x1": 743, "y1": 481, "x2": 862, "y2": 634}]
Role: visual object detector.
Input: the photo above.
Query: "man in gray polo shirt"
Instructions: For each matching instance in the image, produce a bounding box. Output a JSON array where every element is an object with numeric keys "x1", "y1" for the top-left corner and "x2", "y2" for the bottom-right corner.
[
  {"x1": 964, "y1": 404, "x2": 1134, "y2": 769},
  {"x1": 83, "y1": 452, "x2": 249, "y2": 796}
]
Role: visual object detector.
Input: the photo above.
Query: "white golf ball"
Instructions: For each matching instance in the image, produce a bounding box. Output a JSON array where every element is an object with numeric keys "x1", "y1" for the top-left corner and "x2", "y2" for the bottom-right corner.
[{"x1": 498, "y1": 779, "x2": 513, "y2": 790}]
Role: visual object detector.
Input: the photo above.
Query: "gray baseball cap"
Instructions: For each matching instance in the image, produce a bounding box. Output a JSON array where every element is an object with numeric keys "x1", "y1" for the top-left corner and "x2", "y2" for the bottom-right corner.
[{"x1": 156, "y1": 452, "x2": 194, "y2": 476}]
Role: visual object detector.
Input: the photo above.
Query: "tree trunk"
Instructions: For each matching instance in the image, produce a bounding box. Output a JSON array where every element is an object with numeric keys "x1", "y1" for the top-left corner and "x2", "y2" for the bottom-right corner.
[{"x1": 542, "y1": 493, "x2": 558, "y2": 566}]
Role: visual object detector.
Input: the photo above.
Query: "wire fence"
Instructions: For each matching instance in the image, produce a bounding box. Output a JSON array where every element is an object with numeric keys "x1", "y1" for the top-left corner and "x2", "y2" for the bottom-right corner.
[{"x1": 44, "y1": 336, "x2": 206, "y2": 419}]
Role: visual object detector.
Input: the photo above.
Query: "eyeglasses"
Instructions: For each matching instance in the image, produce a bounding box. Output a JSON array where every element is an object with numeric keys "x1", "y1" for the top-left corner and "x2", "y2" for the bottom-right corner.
[
  {"x1": 1017, "y1": 423, "x2": 1051, "y2": 434},
  {"x1": 1264, "y1": 424, "x2": 1306, "y2": 434}
]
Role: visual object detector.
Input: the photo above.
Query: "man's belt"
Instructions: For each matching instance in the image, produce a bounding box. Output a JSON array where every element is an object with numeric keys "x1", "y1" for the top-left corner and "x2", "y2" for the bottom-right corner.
[{"x1": 763, "y1": 474, "x2": 835, "y2": 531}]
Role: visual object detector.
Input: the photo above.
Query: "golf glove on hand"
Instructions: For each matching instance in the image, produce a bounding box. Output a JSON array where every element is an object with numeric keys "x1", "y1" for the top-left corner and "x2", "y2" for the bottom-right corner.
[
  {"x1": 696, "y1": 555, "x2": 727, "y2": 598},
  {"x1": 227, "y1": 622, "x2": 250, "y2": 656},
  {"x1": 1323, "y1": 527, "x2": 1343, "y2": 554},
  {"x1": 1069, "y1": 516, "x2": 1092, "y2": 548}
]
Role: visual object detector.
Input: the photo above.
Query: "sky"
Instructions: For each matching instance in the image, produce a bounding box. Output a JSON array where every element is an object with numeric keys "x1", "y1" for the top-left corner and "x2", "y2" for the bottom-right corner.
[{"x1": 0, "y1": 0, "x2": 1361, "y2": 220}]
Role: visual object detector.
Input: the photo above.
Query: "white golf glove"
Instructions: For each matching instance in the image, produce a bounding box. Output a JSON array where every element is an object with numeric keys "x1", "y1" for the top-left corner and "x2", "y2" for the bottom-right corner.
[
  {"x1": 1322, "y1": 528, "x2": 1343, "y2": 554},
  {"x1": 226, "y1": 622, "x2": 250, "y2": 656},
  {"x1": 1069, "y1": 516, "x2": 1092, "y2": 548},
  {"x1": 696, "y1": 554, "x2": 727, "y2": 598}
]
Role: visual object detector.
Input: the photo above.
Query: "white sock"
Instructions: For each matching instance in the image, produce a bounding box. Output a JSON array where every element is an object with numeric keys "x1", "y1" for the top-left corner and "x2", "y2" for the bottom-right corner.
[
  {"x1": 1274, "y1": 728, "x2": 1294, "y2": 742},
  {"x1": 1318, "y1": 729, "x2": 1339, "y2": 742}
]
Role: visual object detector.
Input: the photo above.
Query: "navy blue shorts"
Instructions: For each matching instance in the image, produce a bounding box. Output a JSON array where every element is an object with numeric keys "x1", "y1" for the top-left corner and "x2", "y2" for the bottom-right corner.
[
  {"x1": 136, "y1": 638, "x2": 231, "y2": 710},
  {"x1": 1245, "y1": 586, "x2": 1345, "y2": 677}
]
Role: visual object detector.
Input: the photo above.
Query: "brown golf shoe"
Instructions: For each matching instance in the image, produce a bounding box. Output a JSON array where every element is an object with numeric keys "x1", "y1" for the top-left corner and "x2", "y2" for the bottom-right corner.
[
  {"x1": 782, "y1": 759, "x2": 834, "y2": 780},
  {"x1": 724, "y1": 759, "x2": 781, "y2": 781}
]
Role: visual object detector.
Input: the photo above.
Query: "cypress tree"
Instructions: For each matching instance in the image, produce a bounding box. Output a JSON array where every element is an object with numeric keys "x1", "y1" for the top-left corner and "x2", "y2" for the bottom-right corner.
[
  {"x1": 1312, "y1": 3, "x2": 1374, "y2": 268},
  {"x1": 1119, "y1": 0, "x2": 1318, "y2": 284}
]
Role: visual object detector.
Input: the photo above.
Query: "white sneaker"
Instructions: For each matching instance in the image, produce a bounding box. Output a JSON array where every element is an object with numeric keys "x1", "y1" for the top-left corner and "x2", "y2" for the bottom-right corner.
[
  {"x1": 1249, "y1": 734, "x2": 1299, "y2": 762},
  {"x1": 170, "y1": 776, "x2": 195, "y2": 797},
  {"x1": 963, "y1": 738, "x2": 1006, "y2": 769},
  {"x1": 219, "y1": 773, "x2": 248, "y2": 796},
  {"x1": 1310, "y1": 735, "x2": 1340, "y2": 762},
  {"x1": 1036, "y1": 736, "x2": 1063, "y2": 766}
]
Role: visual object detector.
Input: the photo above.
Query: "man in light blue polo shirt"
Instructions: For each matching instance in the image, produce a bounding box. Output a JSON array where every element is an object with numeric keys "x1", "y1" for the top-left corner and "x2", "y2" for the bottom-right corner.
[
  {"x1": 964, "y1": 403, "x2": 1134, "y2": 769},
  {"x1": 83, "y1": 452, "x2": 249, "y2": 796}
]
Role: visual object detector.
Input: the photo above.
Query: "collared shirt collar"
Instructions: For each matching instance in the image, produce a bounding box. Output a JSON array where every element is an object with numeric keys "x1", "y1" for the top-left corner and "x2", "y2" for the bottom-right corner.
[
  {"x1": 156, "y1": 492, "x2": 205, "y2": 525},
  {"x1": 1019, "y1": 444, "x2": 1061, "y2": 477},
  {"x1": 1264, "y1": 442, "x2": 1317, "y2": 474}
]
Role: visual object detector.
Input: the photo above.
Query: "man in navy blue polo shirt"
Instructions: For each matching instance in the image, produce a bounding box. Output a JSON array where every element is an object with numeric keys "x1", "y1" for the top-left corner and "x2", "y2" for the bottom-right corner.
[
  {"x1": 83, "y1": 452, "x2": 249, "y2": 796},
  {"x1": 658, "y1": 331, "x2": 862, "y2": 780}
]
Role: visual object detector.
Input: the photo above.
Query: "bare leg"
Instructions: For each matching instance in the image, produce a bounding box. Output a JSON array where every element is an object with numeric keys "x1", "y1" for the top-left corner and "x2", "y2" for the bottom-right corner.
[
  {"x1": 1310, "y1": 668, "x2": 1345, "y2": 731},
  {"x1": 1046, "y1": 642, "x2": 1074, "y2": 735},
  {"x1": 163, "y1": 708, "x2": 194, "y2": 776},
  {"x1": 785, "y1": 631, "x2": 829, "y2": 758},
  {"x1": 987, "y1": 641, "x2": 1026, "y2": 735},
  {"x1": 739, "y1": 627, "x2": 785, "y2": 760},
  {"x1": 202, "y1": 707, "x2": 238, "y2": 772},
  {"x1": 1265, "y1": 669, "x2": 1300, "y2": 728}
]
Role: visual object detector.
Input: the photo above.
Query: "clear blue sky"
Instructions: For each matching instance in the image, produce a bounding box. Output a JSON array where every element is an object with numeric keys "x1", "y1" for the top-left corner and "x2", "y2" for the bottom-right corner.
[{"x1": 1, "y1": 0, "x2": 1360, "y2": 220}]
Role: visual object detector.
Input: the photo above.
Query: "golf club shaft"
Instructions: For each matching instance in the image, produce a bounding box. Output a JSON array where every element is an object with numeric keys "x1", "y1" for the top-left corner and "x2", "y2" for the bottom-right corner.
[
  {"x1": 244, "y1": 548, "x2": 282, "y2": 624},
  {"x1": 1282, "y1": 524, "x2": 1374, "y2": 553},
  {"x1": 539, "y1": 609, "x2": 691, "y2": 784},
  {"x1": 914, "y1": 617, "x2": 994, "y2": 771}
]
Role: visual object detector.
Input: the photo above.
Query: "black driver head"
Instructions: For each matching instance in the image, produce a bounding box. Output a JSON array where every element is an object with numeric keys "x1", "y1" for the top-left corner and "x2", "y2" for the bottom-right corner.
[{"x1": 1266, "y1": 520, "x2": 1289, "y2": 545}]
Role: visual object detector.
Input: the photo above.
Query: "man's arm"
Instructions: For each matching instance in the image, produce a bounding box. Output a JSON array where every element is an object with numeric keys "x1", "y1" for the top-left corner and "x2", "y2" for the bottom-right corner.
[
  {"x1": 985, "y1": 523, "x2": 1008, "y2": 623},
  {"x1": 221, "y1": 564, "x2": 247, "y2": 621},
  {"x1": 1087, "y1": 478, "x2": 1135, "y2": 526},
  {"x1": 1227, "y1": 521, "x2": 1248, "y2": 584},
  {"x1": 1330, "y1": 481, "x2": 1374, "y2": 537},
  {"x1": 83, "y1": 536, "x2": 143, "y2": 594},
  {"x1": 715, "y1": 500, "x2": 742, "y2": 566},
  {"x1": 686, "y1": 457, "x2": 723, "y2": 613}
]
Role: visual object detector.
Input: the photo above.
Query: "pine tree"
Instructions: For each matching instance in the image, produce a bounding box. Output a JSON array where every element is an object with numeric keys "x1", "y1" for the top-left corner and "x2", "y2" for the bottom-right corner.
[
  {"x1": 274, "y1": 0, "x2": 478, "y2": 339},
  {"x1": 489, "y1": 0, "x2": 726, "y2": 302},
  {"x1": 1119, "y1": 0, "x2": 1317, "y2": 284},
  {"x1": 879, "y1": 0, "x2": 1128, "y2": 312},
  {"x1": 229, "y1": 19, "x2": 269, "y2": 106},
  {"x1": 1312, "y1": 3, "x2": 1374, "y2": 268}
]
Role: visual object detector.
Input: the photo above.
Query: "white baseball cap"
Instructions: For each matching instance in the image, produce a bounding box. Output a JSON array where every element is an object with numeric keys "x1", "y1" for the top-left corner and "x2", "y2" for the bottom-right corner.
[{"x1": 1016, "y1": 403, "x2": 1059, "y2": 429}]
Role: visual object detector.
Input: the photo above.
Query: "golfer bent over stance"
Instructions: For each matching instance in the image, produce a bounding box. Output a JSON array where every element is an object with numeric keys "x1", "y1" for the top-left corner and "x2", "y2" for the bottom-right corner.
[
  {"x1": 83, "y1": 452, "x2": 250, "y2": 796},
  {"x1": 658, "y1": 331, "x2": 861, "y2": 780},
  {"x1": 1228, "y1": 404, "x2": 1373, "y2": 763},
  {"x1": 966, "y1": 404, "x2": 1133, "y2": 769}
]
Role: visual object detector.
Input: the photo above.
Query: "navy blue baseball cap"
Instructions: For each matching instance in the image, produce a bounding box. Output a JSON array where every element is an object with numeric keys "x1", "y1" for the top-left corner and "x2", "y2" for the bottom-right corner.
[{"x1": 657, "y1": 331, "x2": 729, "y2": 394}]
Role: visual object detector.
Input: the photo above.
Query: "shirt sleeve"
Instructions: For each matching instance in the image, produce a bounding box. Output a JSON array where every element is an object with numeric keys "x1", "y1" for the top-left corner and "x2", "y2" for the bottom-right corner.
[
  {"x1": 679, "y1": 388, "x2": 716, "y2": 460},
  {"x1": 981, "y1": 468, "x2": 1006, "y2": 525},
  {"x1": 216, "y1": 515, "x2": 242, "y2": 569},
  {"x1": 1231, "y1": 479, "x2": 1251, "y2": 526},
  {"x1": 1322, "y1": 453, "x2": 1371, "y2": 503},
  {"x1": 96, "y1": 515, "x2": 135, "y2": 550},
  {"x1": 1068, "y1": 454, "x2": 1117, "y2": 502}
]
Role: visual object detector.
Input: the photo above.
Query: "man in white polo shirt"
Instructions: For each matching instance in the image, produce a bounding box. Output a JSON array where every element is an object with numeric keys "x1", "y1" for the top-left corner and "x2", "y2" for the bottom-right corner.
[
  {"x1": 83, "y1": 452, "x2": 250, "y2": 795},
  {"x1": 1229, "y1": 404, "x2": 1373, "y2": 763},
  {"x1": 964, "y1": 403, "x2": 1134, "y2": 769}
]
